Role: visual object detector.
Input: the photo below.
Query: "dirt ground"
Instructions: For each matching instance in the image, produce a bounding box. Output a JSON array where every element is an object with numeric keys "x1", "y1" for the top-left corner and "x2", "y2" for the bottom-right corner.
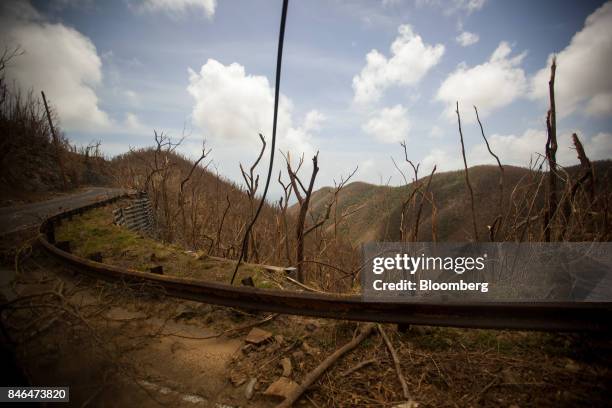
[{"x1": 0, "y1": 229, "x2": 611, "y2": 407}]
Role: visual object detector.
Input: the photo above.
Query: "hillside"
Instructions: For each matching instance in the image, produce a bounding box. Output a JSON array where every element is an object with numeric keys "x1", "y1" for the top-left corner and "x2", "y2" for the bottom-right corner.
[
  {"x1": 300, "y1": 161, "x2": 612, "y2": 244},
  {"x1": 110, "y1": 148, "x2": 279, "y2": 262}
]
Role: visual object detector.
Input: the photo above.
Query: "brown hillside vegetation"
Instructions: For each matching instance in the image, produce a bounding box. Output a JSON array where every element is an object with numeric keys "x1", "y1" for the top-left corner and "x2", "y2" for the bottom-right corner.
[
  {"x1": 0, "y1": 49, "x2": 112, "y2": 205},
  {"x1": 303, "y1": 161, "x2": 612, "y2": 244},
  {"x1": 111, "y1": 144, "x2": 279, "y2": 262}
]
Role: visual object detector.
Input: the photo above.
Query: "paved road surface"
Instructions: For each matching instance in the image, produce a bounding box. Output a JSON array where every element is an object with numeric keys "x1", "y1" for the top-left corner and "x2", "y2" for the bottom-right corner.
[{"x1": 0, "y1": 187, "x2": 129, "y2": 234}]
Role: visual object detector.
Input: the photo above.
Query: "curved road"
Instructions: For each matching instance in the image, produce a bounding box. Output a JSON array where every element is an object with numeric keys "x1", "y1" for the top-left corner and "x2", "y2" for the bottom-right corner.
[{"x1": 0, "y1": 187, "x2": 130, "y2": 234}]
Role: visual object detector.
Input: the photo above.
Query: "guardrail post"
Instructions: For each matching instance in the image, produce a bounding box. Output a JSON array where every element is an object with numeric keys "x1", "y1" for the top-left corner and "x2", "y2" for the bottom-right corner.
[
  {"x1": 87, "y1": 252, "x2": 103, "y2": 263},
  {"x1": 150, "y1": 265, "x2": 163, "y2": 275},
  {"x1": 397, "y1": 323, "x2": 410, "y2": 333},
  {"x1": 46, "y1": 222, "x2": 56, "y2": 244},
  {"x1": 56, "y1": 241, "x2": 71, "y2": 253}
]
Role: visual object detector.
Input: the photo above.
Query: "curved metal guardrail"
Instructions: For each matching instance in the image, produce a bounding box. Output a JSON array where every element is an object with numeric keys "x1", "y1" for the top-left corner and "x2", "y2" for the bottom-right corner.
[{"x1": 38, "y1": 194, "x2": 612, "y2": 332}]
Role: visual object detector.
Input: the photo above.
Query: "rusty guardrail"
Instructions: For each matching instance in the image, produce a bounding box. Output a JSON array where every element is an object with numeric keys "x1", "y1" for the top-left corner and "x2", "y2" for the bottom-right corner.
[{"x1": 38, "y1": 194, "x2": 612, "y2": 332}]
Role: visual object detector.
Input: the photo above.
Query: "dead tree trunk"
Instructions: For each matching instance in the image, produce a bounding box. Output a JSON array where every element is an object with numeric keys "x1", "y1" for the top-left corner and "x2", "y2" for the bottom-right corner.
[
  {"x1": 456, "y1": 101, "x2": 479, "y2": 241},
  {"x1": 285, "y1": 152, "x2": 319, "y2": 282},
  {"x1": 544, "y1": 57, "x2": 558, "y2": 241},
  {"x1": 240, "y1": 134, "x2": 266, "y2": 262},
  {"x1": 41, "y1": 91, "x2": 67, "y2": 191}
]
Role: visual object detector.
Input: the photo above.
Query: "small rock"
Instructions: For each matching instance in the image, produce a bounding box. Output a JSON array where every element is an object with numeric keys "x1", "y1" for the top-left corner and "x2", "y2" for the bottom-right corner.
[
  {"x1": 302, "y1": 341, "x2": 320, "y2": 356},
  {"x1": 564, "y1": 358, "x2": 581, "y2": 373},
  {"x1": 280, "y1": 357, "x2": 292, "y2": 377},
  {"x1": 501, "y1": 368, "x2": 518, "y2": 383},
  {"x1": 230, "y1": 372, "x2": 246, "y2": 387},
  {"x1": 244, "y1": 378, "x2": 257, "y2": 400},
  {"x1": 263, "y1": 377, "x2": 299, "y2": 399},
  {"x1": 174, "y1": 305, "x2": 198, "y2": 320},
  {"x1": 246, "y1": 328, "x2": 273, "y2": 345}
]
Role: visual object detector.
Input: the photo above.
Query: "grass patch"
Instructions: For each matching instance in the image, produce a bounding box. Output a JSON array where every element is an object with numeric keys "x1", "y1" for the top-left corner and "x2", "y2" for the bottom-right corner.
[{"x1": 55, "y1": 203, "x2": 268, "y2": 285}]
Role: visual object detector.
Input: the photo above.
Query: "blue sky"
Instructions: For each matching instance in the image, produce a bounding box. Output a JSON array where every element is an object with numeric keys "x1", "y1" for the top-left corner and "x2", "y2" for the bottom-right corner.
[{"x1": 2, "y1": 0, "x2": 612, "y2": 197}]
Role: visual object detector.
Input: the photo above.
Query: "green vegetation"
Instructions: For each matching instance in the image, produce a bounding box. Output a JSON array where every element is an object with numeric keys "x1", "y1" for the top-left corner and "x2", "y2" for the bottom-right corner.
[{"x1": 55, "y1": 203, "x2": 271, "y2": 286}]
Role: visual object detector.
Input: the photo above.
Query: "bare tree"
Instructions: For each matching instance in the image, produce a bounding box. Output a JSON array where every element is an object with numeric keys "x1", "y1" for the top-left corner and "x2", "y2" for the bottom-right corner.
[
  {"x1": 277, "y1": 170, "x2": 294, "y2": 264},
  {"x1": 284, "y1": 151, "x2": 319, "y2": 282},
  {"x1": 175, "y1": 140, "x2": 211, "y2": 243},
  {"x1": 544, "y1": 56, "x2": 558, "y2": 241},
  {"x1": 41, "y1": 91, "x2": 68, "y2": 191},
  {"x1": 239, "y1": 134, "x2": 266, "y2": 262},
  {"x1": 456, "y1": 101, "x2": 479, "y2": 241},
  {"x1": 474, "y1": 106, "x2": 504, "y2": 241}
]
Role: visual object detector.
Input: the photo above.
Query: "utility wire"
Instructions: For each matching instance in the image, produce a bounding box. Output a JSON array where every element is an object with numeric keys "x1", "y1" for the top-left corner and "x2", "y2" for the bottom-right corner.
[{"x1": 231, "y1": 0, "x2": 289, "y2": 284}]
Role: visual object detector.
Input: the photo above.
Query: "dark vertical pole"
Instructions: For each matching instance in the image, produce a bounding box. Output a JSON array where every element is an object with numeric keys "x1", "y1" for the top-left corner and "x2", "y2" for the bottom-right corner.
[{"x1": 231, "y1": 0, "x2": 289, "y2": 284}]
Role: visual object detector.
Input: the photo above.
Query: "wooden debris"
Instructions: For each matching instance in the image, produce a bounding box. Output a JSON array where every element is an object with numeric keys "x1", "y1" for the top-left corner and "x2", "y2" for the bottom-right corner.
[
  {"x1": 230, "y1": 372, "x2": 246, "y2": 387},
  {"x1": 265, "y1": 377, "x2": 299, "y2": 400},
  {"x1": 244, "y1": 378, "x2": 257, "y2": 400},
  {"x1": 393, "y1": 402, "x2": 419, "y2": 408},
  {"x1": 275, "y1": 323, "x2": 376, "y2": 408},
  {"x1": 340, "y1": 358, "x2": 377, "y2": 377},
  {"x1": 378, "y1": 324, "x2": 411, "y2": 402},
  {"x1": 246, "y1": 327, "x2": 273, "y2": 345},
  {"x1": 302, "y1": 341, "x2": 319, "y2": 356},
  {"x1": 280, "y1": 357, "x2": 292, "y2": 377}
]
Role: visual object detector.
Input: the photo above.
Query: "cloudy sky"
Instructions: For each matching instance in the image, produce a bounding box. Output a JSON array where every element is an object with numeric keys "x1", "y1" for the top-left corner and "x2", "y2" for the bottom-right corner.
[{"x1": 2, "y1": 0, "x2": 612, "y2": 198}]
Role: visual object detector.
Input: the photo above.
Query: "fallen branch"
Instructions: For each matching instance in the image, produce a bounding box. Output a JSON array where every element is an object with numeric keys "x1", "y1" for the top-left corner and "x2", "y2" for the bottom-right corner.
[
  {"x1": 165, "y1": 313, "x2": 278, "y2": 340},
  {"x1": 377, "y1": 324, "x2": 411, "y2": 401},
  {"x1": 285, "y1": 276, "x2": 328, "y2": 294},
  {"x1": 340, "y1": 358, "x2": 377, "y2": 377},
  {"x1": 276, "y1": 323, "x2": 376, "y2": 408}
]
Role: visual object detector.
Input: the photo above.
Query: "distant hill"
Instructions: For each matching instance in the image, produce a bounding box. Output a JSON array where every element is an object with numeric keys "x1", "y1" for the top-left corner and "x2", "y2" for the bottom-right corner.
[{"x1": 297, "y1": 161, "x2": 612, "y2": 244}]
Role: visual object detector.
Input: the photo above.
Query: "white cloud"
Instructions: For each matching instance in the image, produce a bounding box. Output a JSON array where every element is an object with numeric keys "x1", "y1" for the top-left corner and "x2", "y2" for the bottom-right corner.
[
  {"x1": 302, "y1": 110, "x2": 326, "y2": 133},
  {"x1": 352, "y1": 24, "x2": 444, "y2": 105},
  {"x1": 436, "y1": 42, "x2": 527, "y2": 123},
  {"x1": 123, "y1": 90, "x2": 140, "y2": 106},
  {"x1": 417, "y1": 0, "x2": 486, "y2": 15},
  {"x1": 456, "y1": 31, "x2": 479, "y2": 46},
  {"x1": 135, "y1": 0, "x2": 216, "y2": 18},
  {"x1": 0, "y1": 0, "x2": 110, "y2": 131},
  {"x1": 421, "y1": 148, "x2": 461, "y2": 173},
  {"x1": 187, "y1": 59, "x2": 319, "y2": 157},
  {"x1": 362, "y1": 104, "x2": 410, "y2": 144},
  {"x1": 124, "y1": 112, "x2": 145, "y2": 131},
  {"x1": 462, "y1": 0, "x2": 486, "y2": 14},
  {"x1": 530, "y1": 2, "x2": 612, "y2": 118},
  {"x1": 429, "y1": 125, "x2": 444, "y2": 138},
  {"x1": 587, "y1": 132, "x2": 612, "y2": 160},
  {"x1": 584, "y1": 93, "x2": 612, "y2": 117}
]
